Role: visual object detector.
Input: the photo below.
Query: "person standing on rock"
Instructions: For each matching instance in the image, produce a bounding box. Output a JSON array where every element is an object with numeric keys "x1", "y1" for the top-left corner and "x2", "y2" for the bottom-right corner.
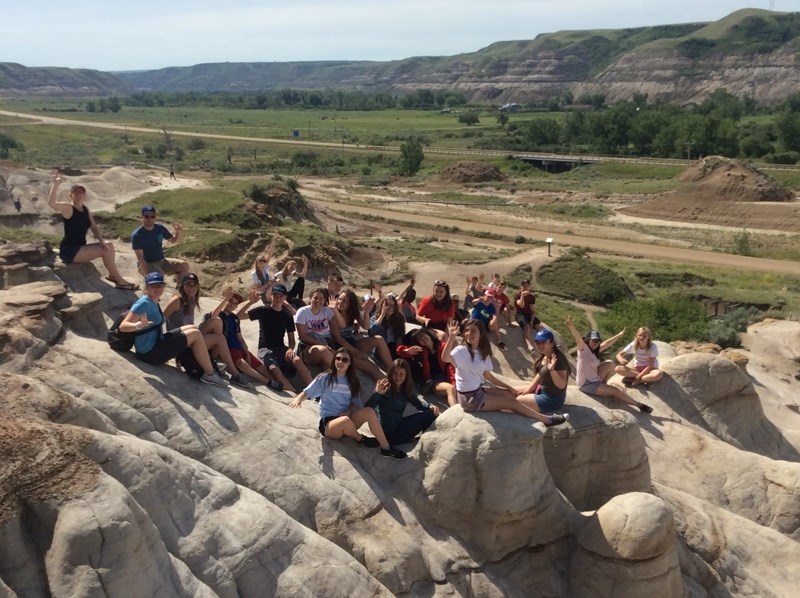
[
  {"x1": 48, "y1": 169, "x2": 139, "y2": 290},
  {"x1": 366, "y1": 359, "x2": 439, "y2": 445},
  {"x1": 289, "y1": 348, "x2": 407, "y2": 460},
  {"x1": 615, "y1": 327, "x2": 664, "y2": 387},
  {"x1": 131, "y1": 205, "x2": 188, "y2": 283},
  {"x1": 565, "y1": 317, "x2": 652, "y2": 414},
  {"x1": 442, "y1": 319, "x2": 568, "y2": 427}
]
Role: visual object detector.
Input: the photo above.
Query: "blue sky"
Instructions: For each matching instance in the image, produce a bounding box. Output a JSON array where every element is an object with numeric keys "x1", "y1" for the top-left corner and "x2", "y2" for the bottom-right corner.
[{"x1": 7, "y1": 1, "x2": 787, "y2": 71}]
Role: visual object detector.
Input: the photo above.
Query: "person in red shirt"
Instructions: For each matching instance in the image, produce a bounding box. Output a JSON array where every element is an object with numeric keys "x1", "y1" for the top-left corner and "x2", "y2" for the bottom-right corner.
[
  {"x1": 494, "y1": 281, "x2": 513, "y2": 327},
  {"x1": 514, "y1": 279, "x2": 541, "y2": 354},
  {"x1": 415, "y1": 280, "x2": 456, "y2": 339}
]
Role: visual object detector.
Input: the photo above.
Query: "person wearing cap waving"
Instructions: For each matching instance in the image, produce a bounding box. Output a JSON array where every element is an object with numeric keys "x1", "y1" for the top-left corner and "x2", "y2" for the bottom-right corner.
[
  {"x1": 131, "y1": 205, "x2": 188, "y2": 283},
  {"x1": 118, "y1": 272, "x2": 229, "y2": 388},
  {"x1": 47, "y1": 169, "x2": 138, "y2": 290},
  {"x1": 511, "y1": 328, "x2": 570, "y2": 424},
  {"x1": 565, "y1": 317, "x2": 652, "y2": 414}
]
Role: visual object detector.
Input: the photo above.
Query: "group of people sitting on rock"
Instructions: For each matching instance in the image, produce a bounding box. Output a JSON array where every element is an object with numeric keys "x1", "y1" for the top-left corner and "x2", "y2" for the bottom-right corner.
[{"x1": 52, "y1": 173, "x2": 664, "y2": 462}]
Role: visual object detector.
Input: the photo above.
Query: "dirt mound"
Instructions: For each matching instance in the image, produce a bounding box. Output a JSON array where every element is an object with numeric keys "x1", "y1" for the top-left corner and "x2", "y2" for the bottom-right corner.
[
  {"x1": 439, "y1": 161, "x2": 505, "y2": 184},
  {"x1": 676, "y1": 156, "x2": 793, "y2": 202},
  {"x1": 619, "y1": 156, "x2": 800, "y2": 231}
]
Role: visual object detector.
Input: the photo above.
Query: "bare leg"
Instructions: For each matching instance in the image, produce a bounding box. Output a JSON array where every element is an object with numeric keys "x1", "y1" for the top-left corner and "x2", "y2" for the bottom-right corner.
[
  {"x1": 592, "y1": 382, "x2": 640, "y2": 408},
  {"x1": 270, "y1": 367, "x2": 296, "y2": 393},
  {"x1": 350, "y1": 406, "x2": 391, "y2": 449},
  {"x1": 199, "y1": 316, "x2": 223, "y2": 336},
  {"x1": 641, "y1": 369, "x2": 664, "y2": 383},
  {"x1": 353, "y1": 354, "x2": 384, "y2": 382},
  {"x1": 434, "y1": 381, "x2": 457, "y2": 407},
  {"x1": 486, "y1": 388, "x2": 553, "y2": 424},
  {"x1": 356, "y1": 335, "x2": 393, "y2": 369},
  {"x1": 290, "y1": 353, "x2": 314, "y2": 386},
  {"x1": 598, "y1": 361, "x2": 615, "y2": 382},
  {"x1": 202, "y1": 332, "x2": 239, "y2": 375},
  {"x1": 303, "y1": 345, "x2": 334, "y2": 369},
  {"x1": 236, "y1": 359, "x2": 272, "y2": 384},
  {"x1": 324, "y1": 415, "x2": 361, "y2": 441},
  {"x1": 180, "y1": 326, "x2": 215, "y2": 374},
  {"x1": 73, "y1": 243, "x2": 133, "y2": 285}
]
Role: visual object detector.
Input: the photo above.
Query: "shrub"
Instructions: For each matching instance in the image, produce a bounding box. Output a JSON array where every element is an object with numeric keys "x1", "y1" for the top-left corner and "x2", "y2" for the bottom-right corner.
[{"x1": 598, "y1": 294, "x2": 708, "y2": 343}]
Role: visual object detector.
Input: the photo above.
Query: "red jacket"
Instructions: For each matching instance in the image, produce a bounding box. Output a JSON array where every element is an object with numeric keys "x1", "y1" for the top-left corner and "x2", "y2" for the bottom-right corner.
[{"x1": 396, "y1": 343, "x2": 455, "y2": 384}]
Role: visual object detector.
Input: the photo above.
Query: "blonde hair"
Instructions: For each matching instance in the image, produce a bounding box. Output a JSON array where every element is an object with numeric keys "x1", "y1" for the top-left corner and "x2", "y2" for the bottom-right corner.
[{"x1": 634, "y1": 327, "x2": 652, "y2": 350}]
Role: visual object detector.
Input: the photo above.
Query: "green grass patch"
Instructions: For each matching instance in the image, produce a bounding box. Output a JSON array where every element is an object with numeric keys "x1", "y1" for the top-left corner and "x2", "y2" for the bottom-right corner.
[
  {"x1": 367, "y1": 237, "x2": 512, "y2": 264},
  {"x1": 537, "y1": 249, "x2": 634, "y2": 306},
  {"x1": 0, "y1": 225, "x2": 59, "y2": 244}
]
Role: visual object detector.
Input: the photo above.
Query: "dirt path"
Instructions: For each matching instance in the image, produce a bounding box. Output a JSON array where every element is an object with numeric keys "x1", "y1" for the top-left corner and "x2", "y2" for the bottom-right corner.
[{"x1": 309, "y1": 195, "x2": 800, "y2": 276}]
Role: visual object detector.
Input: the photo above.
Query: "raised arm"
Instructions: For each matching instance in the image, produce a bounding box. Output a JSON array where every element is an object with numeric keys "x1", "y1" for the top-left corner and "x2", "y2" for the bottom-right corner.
[
  {"x1": 600, "y1": 328, "x2": 626, "y2": 353},
  {"x1": 47, "y1": 170, "x2": 72, "y2": 217},
  {"x1": 211, "y1": 286, "x2": 234, "y2": 318},
  {"x1": 565, "y1": 316, "x2": 585, "y2": 351},
  {"x1": 440, "y1": 319, "x2": 460, "y2": 365}
]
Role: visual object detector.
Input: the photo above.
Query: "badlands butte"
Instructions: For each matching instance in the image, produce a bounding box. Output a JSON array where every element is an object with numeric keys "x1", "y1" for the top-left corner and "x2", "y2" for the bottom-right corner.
[{"x1": 1, "y1": 161, "x2": 800, "y2": 597}]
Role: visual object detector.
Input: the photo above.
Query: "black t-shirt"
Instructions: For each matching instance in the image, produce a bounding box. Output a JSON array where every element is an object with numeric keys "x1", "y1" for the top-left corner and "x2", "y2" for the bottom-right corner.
[{"x1": 249, "y1": 305, "x2": 295, "y2": 349}]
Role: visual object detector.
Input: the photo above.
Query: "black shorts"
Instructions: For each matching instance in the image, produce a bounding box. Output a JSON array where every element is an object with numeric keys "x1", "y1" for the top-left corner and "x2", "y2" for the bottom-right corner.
[
  {"x1": 259, "y1": 347, "x2": 298, "y2": 378},
  {"x1": 515, "y1": 312, "x2": 540, "y2": 328},
  {"x1": 59, "y1": 242, "x2": 84, "y2": 264},
  {"x1": 319, "y1": 416, "x2": 338, "y2": 436},
  {"x1": 137, "y1": 331, "x2": 188, "y2": 365}
]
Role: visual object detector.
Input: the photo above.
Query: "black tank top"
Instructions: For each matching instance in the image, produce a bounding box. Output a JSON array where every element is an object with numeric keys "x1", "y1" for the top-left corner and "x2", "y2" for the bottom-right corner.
[{"x1": 61, "y1": 205, "x2": 91, "y2": 247}]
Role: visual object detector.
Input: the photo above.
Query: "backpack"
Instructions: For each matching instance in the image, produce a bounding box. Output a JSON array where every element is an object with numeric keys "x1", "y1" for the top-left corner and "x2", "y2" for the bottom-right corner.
[
  {"x1": 108, "y1": 304, "x2": 164, "y2": 352},
  {"x1": 108, "y1": 311, "x2": 153, "y2": 351}
]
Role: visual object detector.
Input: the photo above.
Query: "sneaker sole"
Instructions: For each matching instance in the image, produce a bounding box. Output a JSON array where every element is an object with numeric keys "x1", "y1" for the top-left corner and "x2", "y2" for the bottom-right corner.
[{"x1": 201, "y1": 378, "x2": 230, "y2": 388}]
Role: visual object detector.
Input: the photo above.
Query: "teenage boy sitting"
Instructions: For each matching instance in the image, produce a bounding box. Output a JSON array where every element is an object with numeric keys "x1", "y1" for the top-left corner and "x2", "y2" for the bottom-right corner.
[
  {"x1": 211, "y1": 287, "x2": 283, "y2": 390},
  {"x1": 247, "y1": 284, "x2": 313, "y2": 393},
  {"x1": 471, "y1": 289, "x2": 506, "y2": 349}
]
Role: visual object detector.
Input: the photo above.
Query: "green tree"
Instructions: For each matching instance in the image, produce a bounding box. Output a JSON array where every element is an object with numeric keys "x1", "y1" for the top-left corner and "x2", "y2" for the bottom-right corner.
[
  {"x1": 497, "y1": 112, "x2": 509, "y2": 128},
  {"x1": 398, "y1": 138, "x2": 424, "y2": 176},
  {"x1": 0, "y1": 133, "x2": 18, "y2": 159},
  {"x1": 458, "y1": 110, "x2": 480, "y2": 126}
]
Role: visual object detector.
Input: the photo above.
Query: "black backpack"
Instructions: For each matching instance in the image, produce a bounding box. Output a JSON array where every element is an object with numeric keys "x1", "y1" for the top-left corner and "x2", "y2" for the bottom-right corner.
[
  {"x1": 108, "y1": 305, "x2": 164, "y2": 352},
  {"x1": 108, "y1": 311, "x2": 153, "y2": 351}
]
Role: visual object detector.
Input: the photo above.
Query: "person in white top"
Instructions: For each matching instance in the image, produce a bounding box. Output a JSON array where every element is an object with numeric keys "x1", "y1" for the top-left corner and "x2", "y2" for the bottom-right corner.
[
  {"x1": 250, "y1": 234, "x2": 279, "y2": 300},
  {"x1": 441, "y1": 319, "x2": 568, "y2": 426},
  {"x1": 565, "y1": 318, "x2": 652, "y2": 414},
  {"x1": 294, "y1": 288, "x2": 348, "y2": 370},
  {"x1": 614, "y1": 326, "x2": 664, "y2": 387}
]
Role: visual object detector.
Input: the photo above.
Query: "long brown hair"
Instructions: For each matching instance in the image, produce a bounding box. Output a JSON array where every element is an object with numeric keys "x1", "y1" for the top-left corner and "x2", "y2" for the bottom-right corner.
[
  {"x1": 463, "y1": 319, "x2": 492, "y2": 361},
  {"x1": 387, "y1": 358, "x2": 415, "y2": 400},
  {"x1": 325, "y1": 348, "x2": 360, "y2": 397},
  {"x1": 534, "y1": 339, "x2": 571, "y2": 377},
  {"x1": 178, "y1": 275, "x2": 200, "y2": 315}
]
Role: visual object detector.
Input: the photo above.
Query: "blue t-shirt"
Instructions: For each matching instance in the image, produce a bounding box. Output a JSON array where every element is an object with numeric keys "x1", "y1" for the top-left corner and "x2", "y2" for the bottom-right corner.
[
  {"x1": 131, "y1": 223, "x2": 173, "y2": 262},
  {"x1": 129, "y1": 295, "x2": 164, "y2": 354},
  {"x1": 220, "y1": 311, "x2": 243, "y2": 350},
  {"x1": 470, "y1": 301, "x2": 496, "y2": 327},
  {"x1": 303, "y1": 373, "x2": 357, "y2": 418}
]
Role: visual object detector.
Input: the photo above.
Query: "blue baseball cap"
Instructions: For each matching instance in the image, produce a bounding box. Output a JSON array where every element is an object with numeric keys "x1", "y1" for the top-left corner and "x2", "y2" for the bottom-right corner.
[
  {"x1": 271, "y1": 284, "x2": 288, "y2": 295},
  {"x1": 145, "y1": 272, "x2": 165, "y2": 285},
  {"x1": 141, "y1": 205, "x2": 156, "y2": 215},
  {"x1": 534, "y1": 329, "x2": 554, "y2": 342}
]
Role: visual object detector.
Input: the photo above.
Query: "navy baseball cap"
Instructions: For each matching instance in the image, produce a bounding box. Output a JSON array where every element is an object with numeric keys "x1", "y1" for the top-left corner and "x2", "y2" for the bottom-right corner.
[
  {"x1": 145, "y1": 272, "x2": 165, "y2": 285},
  {"x1": 271, "y1": 284, "x2": 288, "y2": 295},
  {"x1": 141, "y1": 205, "x2": 156, "y2": 215}
]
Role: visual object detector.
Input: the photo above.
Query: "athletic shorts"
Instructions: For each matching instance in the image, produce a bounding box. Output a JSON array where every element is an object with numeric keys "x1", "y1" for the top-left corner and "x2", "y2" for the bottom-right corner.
[
  {"x1": 257, "y1": 347, "x2": 298, "y2": 378},
  {"x1": 137, "y1": 330, "x2": 188, "y2": 365},
  {"x1": 457, "y1": 386, "x2": 486, "y2": 412},
  {"x1": 230, "y1": 347, "x2": 266, "y2": 370},
  {"x1": 515, "y1": 312, "x2": 540, "y2": 328},
  {"x1": 579, "y1": 380, "x2": 603, "y2": 395},
  {"x1": 59, "y1": 242, "x2": 84, "y2": 264},
  {"x1": 319, "y1": 415, "x2": 339, "y2": 436}
]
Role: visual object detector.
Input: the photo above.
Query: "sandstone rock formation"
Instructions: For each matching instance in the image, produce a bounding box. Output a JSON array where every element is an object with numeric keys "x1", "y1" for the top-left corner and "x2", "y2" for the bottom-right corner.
[{"x1": 1, "y1": 240, "x2": 798, "y2": 597}]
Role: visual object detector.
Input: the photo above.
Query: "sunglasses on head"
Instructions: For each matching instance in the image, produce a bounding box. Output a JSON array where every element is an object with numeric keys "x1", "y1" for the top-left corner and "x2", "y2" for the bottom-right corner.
[{"x1": 434, "y1": 280, "x2": 448, "y2": 287}]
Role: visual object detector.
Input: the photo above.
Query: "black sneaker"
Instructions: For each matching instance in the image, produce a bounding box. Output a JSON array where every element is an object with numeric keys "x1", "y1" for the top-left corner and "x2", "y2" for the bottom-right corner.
[
  {"x1": 359, "y1": 436, "x2": 380, "y2": 448},
  {"x1": 267, "y1": 379, "x2": 284, "y2": 391},
  {"x1": 622, "y1": 377, "x2": 636, "y2": 387},
  {"x1": 381, "y1": 447, "x2": 407, "y2": 460},
  {"x1": 638, "y1": 403, "x2": 653, "y2": 414},
  {"x1": 545, "y1": 413, "x2": 569, "y2": 427}
]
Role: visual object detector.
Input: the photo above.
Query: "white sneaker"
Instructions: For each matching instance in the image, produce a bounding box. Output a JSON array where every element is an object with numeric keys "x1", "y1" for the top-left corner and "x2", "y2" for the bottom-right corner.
[{"x1": 201, "y1": 372, "x2": 230, "y2": 388}]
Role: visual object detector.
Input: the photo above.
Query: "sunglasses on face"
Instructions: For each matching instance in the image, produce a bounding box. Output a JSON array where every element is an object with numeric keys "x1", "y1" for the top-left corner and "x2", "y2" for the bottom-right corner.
[
  {"x1": 142, "y1": 214, "x2": 156, "y2": 219},
  {"x1": 335, "y1": 356, "x2": 350, "y2": 363}
]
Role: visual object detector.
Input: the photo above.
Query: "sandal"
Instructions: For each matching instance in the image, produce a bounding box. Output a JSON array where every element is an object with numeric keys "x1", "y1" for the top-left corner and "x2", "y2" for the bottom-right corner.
[{"x1": 114, "y1": 281, "x2": 140, "y2": 291}]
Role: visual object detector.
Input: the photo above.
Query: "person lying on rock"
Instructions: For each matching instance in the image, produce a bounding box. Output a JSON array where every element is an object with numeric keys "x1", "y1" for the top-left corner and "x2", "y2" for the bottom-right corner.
[
  {"x1": 565, "y1": 317, "x2": 652, "y2": 414},
  {"x1": 247, "y1": 283, "x2": 313, "y2": 393},
  {"x1": 211, "y1": 287, "x2": 284, "y2": 390},
  {"x1": 442, "y1": 319, "x2": 568, "y2": 427},
  {"x1": 511, "y1": 328, "x2": 571, "y2": 425},
  {"x1": 366, "y1": 359, "x2": 439, "y2": 446},
  {"x1": 48, "y1": 169, "x2": 138, "y2": 291},
  {"x1": 397, "y1": 327, "x2": 456, "y2": 407},
  {"x1": 119, "y1": 272, "x2": 228, "y2": 388},
  {"x1": 289, "y1": 348, "x2": 407, "y2": 460},
  {"x1": 163, "y1": 272, "x2": 252, "y2": 389},
  {"x1": 615, "y1": 327, "x2": 665, "y2": 387}
]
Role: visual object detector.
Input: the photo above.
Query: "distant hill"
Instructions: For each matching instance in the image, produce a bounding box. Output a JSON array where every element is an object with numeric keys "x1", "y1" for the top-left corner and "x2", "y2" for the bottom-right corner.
[
  {"x1": 0, "y1": 62, "x2": 128, "y2": 97},
  {"x1": 3, "y1": 9, "x2": 800, "y2": 105}
]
